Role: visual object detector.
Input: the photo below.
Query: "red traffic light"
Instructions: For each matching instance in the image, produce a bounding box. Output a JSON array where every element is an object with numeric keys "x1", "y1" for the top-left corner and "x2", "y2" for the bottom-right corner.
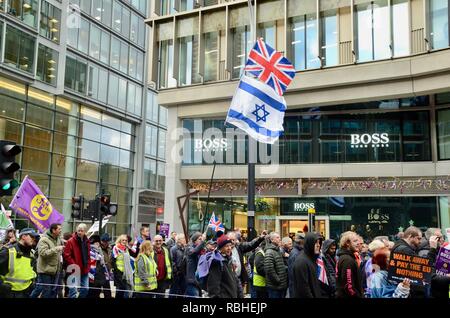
[{"x1": 100, "y1": 194, "x2": 110, "y2": 205}]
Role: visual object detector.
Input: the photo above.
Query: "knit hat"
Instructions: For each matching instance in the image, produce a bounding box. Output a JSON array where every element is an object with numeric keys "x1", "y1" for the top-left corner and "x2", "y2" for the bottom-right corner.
[
  {"x1": 100, "y1": 233, "x2": 111, "y2": 242},
  {"x1": 190, "y1": 231, "x2": 202, "y2": 243},
  {"x1": 90, "y1": 235, "x2": 101, "y2": 244},
  {"x1": 217, "y1": 235, "x2": 232, "y2": 249}
]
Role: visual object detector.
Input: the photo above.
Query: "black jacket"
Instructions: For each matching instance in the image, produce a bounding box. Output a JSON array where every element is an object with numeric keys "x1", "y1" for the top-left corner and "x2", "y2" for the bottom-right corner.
[
  {"x1": 264, "y1": 243, "x2": 288, "y2": 290},
  {"x1": 170, "y1": 244, "x2": 186, "y2": 277},
  {"x1": 0, "y1": 243, "x2": 34, "y2": 276},
  {"x1": 186, "y1": 241, "x2": 205, "y2": 285},
  {"x1": 391, "y1": 239, "x2": 417, "y2": 256},
  {"x1": 234, "y1": 236, "x2": 264, "y2": 284},
  {"x1": 207, "y1": 255, "x2": 240, "y2": 298},
  {"x1": 254, "y1": 247, "x2": 265, "y2": 278},
  {"x1": 287, "y1": 243, "x2": 303, "y2": 295},
  {"x1": 336, "y1": 249, "x2": 364, "y2": 298},
  {"x1": 431, "y1": 273, "x2": 450, "y2": 299},
  {"x1": 321, "y1": 239, "x2": 337, "y2": 298},
  {"x1": 291, "y1": 233, "x2": 324, "y2": 298}
]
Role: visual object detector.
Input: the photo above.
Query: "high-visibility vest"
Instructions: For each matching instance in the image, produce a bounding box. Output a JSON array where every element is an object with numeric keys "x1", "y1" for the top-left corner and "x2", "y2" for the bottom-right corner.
[
  {"x1": 1, "y1": 247, "x2": 36, "y2": 291},
  {"x1": 115, "y1": 249, "x2": 127, "y2": 272},
  {"x1": 134, "y1": 254, "x2": 157, "y2": 291},
  {"x1": 151, "y1": 247, "x2": 172, "y2": 280},
  {"x1": 253, "y1": 249, "x2": 266, "y2": 287}
]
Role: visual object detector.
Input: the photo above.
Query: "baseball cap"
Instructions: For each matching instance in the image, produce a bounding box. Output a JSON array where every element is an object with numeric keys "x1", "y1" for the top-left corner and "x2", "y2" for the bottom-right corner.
[
  {"x1": 19, "y1": 228, "x2": 39, "y2": 238},
  {"x1": 206, "y1": 239, "x2": 217, "y2": 246},
  {"x1": 100, "y1": 233, "x2": 111, "y2": 242}
]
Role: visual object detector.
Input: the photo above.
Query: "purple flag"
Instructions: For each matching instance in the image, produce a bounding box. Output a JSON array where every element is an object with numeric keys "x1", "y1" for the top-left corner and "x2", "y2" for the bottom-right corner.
[
  {"x1": 159, "y1": 223, "x2": 170, "y2": 238},
  {"x1": 435, "y1": 246, "x2": 450, "y2": 276},
  {"x1": 9, "y1": 175, "x2": 65, "y2": 233}
]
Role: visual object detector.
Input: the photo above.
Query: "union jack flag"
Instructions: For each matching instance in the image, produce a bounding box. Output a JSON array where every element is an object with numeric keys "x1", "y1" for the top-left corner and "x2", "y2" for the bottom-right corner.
[
  {"x1": 208, "y1": 212, "x2": 225, "y2": 232},
  {"x1": 244, "y1": 38, "x2": 295, "y2": 96},
  {"x1": 317, "y1": 255, "x2": 329, "y2": 285}
]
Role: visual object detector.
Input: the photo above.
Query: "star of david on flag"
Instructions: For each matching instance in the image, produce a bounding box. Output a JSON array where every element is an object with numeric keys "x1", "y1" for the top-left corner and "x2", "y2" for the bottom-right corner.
[
  {"x1": 244, "y1": 38, "x2": 295, "y2": 96},
  {"x1": 208, "y1": 212, "x2": 225, "y2": 232},
  {"x1": 252, "y1": 104, "x2": 270, "y2": 123}
]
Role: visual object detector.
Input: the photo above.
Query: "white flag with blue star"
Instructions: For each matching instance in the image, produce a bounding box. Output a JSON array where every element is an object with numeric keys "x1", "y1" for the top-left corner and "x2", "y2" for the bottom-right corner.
[{"x1": 226, "y1": 75, "x2": 286, "y2": 144}]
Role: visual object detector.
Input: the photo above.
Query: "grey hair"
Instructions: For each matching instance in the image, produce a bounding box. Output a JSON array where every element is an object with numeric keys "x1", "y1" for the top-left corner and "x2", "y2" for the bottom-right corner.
[
  {"x1": 425, "y1": 228, "x2": 441, "y2": 240},
  {"x1": 77, "y1": 223, "x2": 87, "y2": 231},
  {"x1": 281, "y1": 237, "x2": 292, "y2": 245},
  {"x1": 175, "y1": 233, "x2": 185, "y2": 242},
  {"x1": 269, "y1": 232, "x2": 280, "y2": 242}
]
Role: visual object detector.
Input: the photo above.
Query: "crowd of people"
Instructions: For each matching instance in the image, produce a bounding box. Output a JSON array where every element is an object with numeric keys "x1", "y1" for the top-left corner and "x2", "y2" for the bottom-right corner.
[{"x1": 0, "y1": 223, "x2": 449, "y2": 299}]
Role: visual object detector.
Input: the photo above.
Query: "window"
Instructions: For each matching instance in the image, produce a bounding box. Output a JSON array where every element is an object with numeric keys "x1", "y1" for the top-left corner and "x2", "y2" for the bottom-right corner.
[
  {"x1": 145, "y1": 124, "x2": 158, "y2": 157},
  {"x1": 159, "y1": 106, "x2": 167, "y2": 127},
  {"x1": 121, "y1": 6, "x2": 130, "y2": 38},
  {"x1": 4, "y1": 25, "x2": 36, "y2": 74},
  {"x1": 144, "y1": 158, "x2": 157, "y2": 190},
  {"x1": 89, "y1": 24, "x2": 101, "y2": 60},
  {"x1": 178, "y1": 16, "x2": 201, "y2": 86},
  {"x1": 80, "y1": 0, "x2": 90, "y2": 13},
  {"x1": 146, "y1": 91, "x2": 159, "y2": 123},
  {"x1": 92, "y1": 0, "x2": 103, "y2": 21},
  {"x1": 40, "y1": 1, "x2": 61, "y2": 43},
  {"x1": 320, "y1": 1, "x2": 339, "y2": 67},
  {"x1": 0, "y1": 23, "x2": 2, "y2": 59},
  {"x1": 157, "y1": 162, "x2": 165, "y2": 192},
  {"x1": 100, "y1": 30, "x2": 110, "y2": 64},
  {"x1": 430, "y1": 0, "x2": 449, "y2": 49},
  {"x1": 127, "y1": 82, "x2": 136, "y2": 113},
  {"x1": 78, "y1": 18, "x2": 90, "y2": 54},
  {"x1": 202, "y1": 11, "x2": 225, "y2": 82},
  {"x1": 120, "y1": 42, "x2": 128, "y2": 73},
  {"x1": 37, "y1": 44, "x2": 59, "y2": 86},
  {"x1": 111, "y1": 36, "x2": 120, "y2": 70},
  {"x1": 108, "y1": 73, "x2": 119, "y2": 107},
  {"x1": 113, "y1": 0, "x2": 122, "y2": 33},
  {"x1": 288, "y1": 0, "x2": 320, "y2": 70},
  {"x1": 158, "y1": 129, "x2": 166, "y2": 159},
  {"x1": 257, "y1": 0, "x2": 284, "y2": 49},
  {"x1": 102, "y1": 0, "x2": 112, "y2": 26},
  {"x1": 355, "y1": 0, "x2": 390, "y2": 62},
  {"x1": 118, "y1": 78, "x2": 127, "y2": 110},
  {"x1": 88, "y1": 65, "x2": 108, "y2": 103},
  {"x1": 130, "y1": 13, "x2": 139, "y2": 44},
  {"x1": 7, "y1": 0, "x2": 38, "y2": 28},
  {"x1": 136, "y1": 51, "x2": 144, "y2": 82},
  {"x1": 392, "y1": 0, "x2": 410, "y2": 57},
  {"x1": 230, "y1": 6, "x2": 251, "y2": 79},
  {"x1": 157, "y1": 22, "x2": 176, "y2": 88},
  {"x1": 65, "y1": 55, "x2": 87, "y2": 94},
  {"x1": 138, "y1": 16, "x2": 145, "y2": 47},
  {"x1": 129, "y1": 47, "x2": 138, "y2": 78},
  {"x1": 437, "y1": 109, "x2": 450, "y2": 160}
]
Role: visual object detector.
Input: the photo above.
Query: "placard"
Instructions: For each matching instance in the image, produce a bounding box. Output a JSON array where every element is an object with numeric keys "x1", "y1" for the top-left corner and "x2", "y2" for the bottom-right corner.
[{"x1": 388, "y1": 252, "x2": 432, "y2": 286}]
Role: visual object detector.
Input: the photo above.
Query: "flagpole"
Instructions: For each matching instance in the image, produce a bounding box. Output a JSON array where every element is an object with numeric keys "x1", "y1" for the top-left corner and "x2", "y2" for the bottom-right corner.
[
  {"x1": 246, "y1": 0, "x2": 257, "y2": 242},
  {"x1": 201, "y1": 151, "x2": 217, "y2": 235}
]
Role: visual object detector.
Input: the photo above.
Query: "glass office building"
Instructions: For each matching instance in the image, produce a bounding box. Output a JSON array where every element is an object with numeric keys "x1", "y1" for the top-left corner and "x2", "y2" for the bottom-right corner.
[
  {"x1": 148, "y1": 0, "x2": 450, "y2": 240},
  {"x1": 0, "y1": 0, "x2": 166, "y2": 237}
]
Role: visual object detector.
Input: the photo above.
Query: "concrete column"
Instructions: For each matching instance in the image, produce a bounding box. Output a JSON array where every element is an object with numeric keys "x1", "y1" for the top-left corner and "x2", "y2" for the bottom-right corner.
[{"x1": 163, "y1": 106, "x2": 186, "y2": 234}]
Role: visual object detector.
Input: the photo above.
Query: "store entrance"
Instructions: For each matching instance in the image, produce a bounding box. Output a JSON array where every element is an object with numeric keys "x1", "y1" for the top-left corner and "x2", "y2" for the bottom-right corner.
[{"x1": 276, "y1": 216, "x2": 329, "y2": 239}]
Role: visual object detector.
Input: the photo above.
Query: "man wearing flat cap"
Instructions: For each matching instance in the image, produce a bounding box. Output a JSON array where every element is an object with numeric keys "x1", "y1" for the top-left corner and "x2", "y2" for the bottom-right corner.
[{"x1": 0, "y1": 228, "x2": 39, "y2": 298}]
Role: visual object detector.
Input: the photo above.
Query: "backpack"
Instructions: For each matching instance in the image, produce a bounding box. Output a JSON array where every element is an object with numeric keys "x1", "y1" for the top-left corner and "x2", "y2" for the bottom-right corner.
[{"x1": 195, "y1": 251, "x2": 224, "y2": 291}]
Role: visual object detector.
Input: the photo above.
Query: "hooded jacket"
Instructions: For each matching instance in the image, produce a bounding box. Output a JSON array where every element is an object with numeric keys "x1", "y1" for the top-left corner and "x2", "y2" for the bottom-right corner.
[
  {"x1": 320, "y1": 239, "x2": 337, "y2": 297},
  {"x1": 291, "y1": 233, "x2": 324, "y2": 298},
  {"x1": 207, "y1": 254, "x2": 240, "y2": 298},
  {"x1": 287, "y1": 243, "x2": 303, "y2": 295},
  {"x1": 186, "y1": 241, "x2": 205, "y2": 285},
  {"x1": 36, "y1": 230, "x2": 63, "y2": 275},
  {"x1": 336, "y1": 248, "x2": 364, "y2": 298},
  {"x1": 264, "y1": 242, "x2": 288, "y2": 290},
  {"x1": 234, "y1": 236, "x2": 265, "y2": 284}
]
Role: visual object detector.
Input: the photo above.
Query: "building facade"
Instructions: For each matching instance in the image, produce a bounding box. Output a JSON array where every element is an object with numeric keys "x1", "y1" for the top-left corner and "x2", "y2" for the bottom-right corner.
[
  {"x1": 147, "y1": 0, "x2": 450, "y2": 241},
  {"x1": 0, "y1": 0, "x2": 166, "y2": 238}
]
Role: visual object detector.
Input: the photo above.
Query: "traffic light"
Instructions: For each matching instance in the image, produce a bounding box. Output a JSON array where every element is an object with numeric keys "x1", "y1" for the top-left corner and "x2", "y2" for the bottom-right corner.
[
  {"x1": 71, "y1": 195, "x2": 84, "y2": 219},
  {"x1": 100, "y1": 194, "x2": 117, "y2": 216},
  {"x1": 0, "y1": 140, "x2": 21, "y2": 196},
  {"x1": 86, "y1": 199, "x2": 99, "y2": 220}
]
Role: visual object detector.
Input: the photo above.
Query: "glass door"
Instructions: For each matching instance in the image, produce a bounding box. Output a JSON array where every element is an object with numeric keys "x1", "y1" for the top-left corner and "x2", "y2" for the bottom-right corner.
[{"x1": 278, "y1": 216, "x2": 329, "y2": 239}]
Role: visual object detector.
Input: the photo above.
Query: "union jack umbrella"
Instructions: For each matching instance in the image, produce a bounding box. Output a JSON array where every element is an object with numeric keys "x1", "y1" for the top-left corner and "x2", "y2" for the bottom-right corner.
[
  {"x1": 244, "y1": 38, "x2": 296, "y2": 96},
  {"x1": 208, "y1": 212, "x2": 225, "y2": 232}
]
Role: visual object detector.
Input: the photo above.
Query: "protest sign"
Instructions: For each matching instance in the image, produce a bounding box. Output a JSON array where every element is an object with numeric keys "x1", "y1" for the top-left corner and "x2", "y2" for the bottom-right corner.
[
  {"x1": 159, "y1": 223, "x2": 170, "y2": 238},
  {"x1": 435, "y1": 246, "x2": 450, "y2": 276},
  {"x1": 388, "y1": 252, "x2": 432, "y2": 286},
  {"x1": 87, "y1": 215, "x2": 112, "y2": 235}
]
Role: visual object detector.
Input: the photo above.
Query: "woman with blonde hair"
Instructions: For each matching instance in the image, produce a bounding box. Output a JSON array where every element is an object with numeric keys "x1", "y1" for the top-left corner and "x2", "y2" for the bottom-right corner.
[
  {"x1": 134, "y1": 240, "x2": 158, "y2": 298},
  {"x1": 112, "y1": 234, "x2": 134, "y2": 298}
]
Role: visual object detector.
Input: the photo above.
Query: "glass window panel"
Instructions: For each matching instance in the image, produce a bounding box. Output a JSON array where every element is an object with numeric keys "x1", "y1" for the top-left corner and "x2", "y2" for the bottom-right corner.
[
  {"x1": 77, "y1": 160, "x2": 99, "y2": 182},
  {"x1": 158, "y1": 129, "x2": 166, "y2": 159},
  {"x1": 103, "y1": 114, "x2": 121, "y2": 128},
  {"x1": 231, "y1": 9, "x2": 251, "y2": 79},
  {"x1": 158, "y1": 38, "x2": 176, "y2": 88},
  {"x1": 100, "y1": 30, "x2": 110, "y2": 64},
  {"x1": 100, "y1": 144, "x2": 119, "y2": 166},
  {"x1": 121, "y1": 6, "x2": 130, "y2": 38},
  {"x1": 4, "y1": 25, "x2": 36, "y2": 74},
  {"x1": 79, "y1": 120, "x2": 101, "y2": 140},
  {"x1": 26, "y1": 104, "x2": 53, "y2": 129},
  {"x1": 111, "y1": 37, "x2": 121, "y2": 70},
  {"x1": 392, "y1": 0, "x2": 409, "y2": 57},
  {"x1": 119, "y1": 149, "x2": 131, "y2": 168},
  {"x1": 430, "y1": 0, "x2": 449, "y2": 50},
  {"x1": 438, "y1": 109, "x2": 450, "y2": 160},
  {"x1": 98, "y1": 68, "x2": 108, "y2": 103},
  {"x1": 64, "y1": 55, "x2": 87, "y2": 94},
  {"x1": 320, "y1": 5, "x2": 338, "y2": 67},
  {"x1": 289, "y1": 12, "x2": 320, "y2": 70},
  {"x1": 0, "y1": 95, "x2": 25, "y2": 121},
  {"x1": 121, "y1": 121, "x2": 132, "y2": 135},
  {"x1": 36, "y1": 44, "x2": 59, "y2": 86},
  {"x1": 130, "y1": 13, "x2": 138, "y2": 43},
  {"x1": 80, "y1": 106, "x2": 102, "y2": 123},
  {"x1": 144, "y1": 158, "x2": 157, "y2": 190},
  {"x1": 50, "y1": 177, "x2": 75, "y2": 199},
  {"x1": 120, "y1": 42, "x2": 129, "y2": 74},
  {"x1": 118, "y1": 187, "x2": 131, "y2": 205},
  {"x1": 53, "y1": 133, "x2": 77, "y2": 156},
  {"x1": 113, "y1": 0, "x2": 122, "y2": 33},
  {"x1": 7, "y1": 0, "x2": 38, "y2": 28},
  {"x1": 128, "y1": 47, "x2": 138, "y2": 78},
  {"x1": 76, "y1": 180, "x2": 98, "y2": 196},
  {"x1": 157, "y1": 162, "x2": 165, "y2": 192},
  {"x1": 118, "y1": 78, "x2": 127, "y2": 110},
  {"x1": 203, "y1": 31, "x2": 219, "y2": 82},
  {"x1": 56, "y1": 98, "x2": 79, "y2": 116},
  {"x1": 120, "y1": 133, "x2": 131, "y2": 149},
  {"x1": 138, "y1": 16, "x2": 145, "y2": 47},
  {"x1": 136, "y1": 51, "x2": 144, "y2": 81},
  {"x1": 101, "y1": 127, "x2": 121, "y2": 147},
  {"x1": 159, "y1": 106, "x2": 167, "y2": 127},
  {"x1": 51, "y1": 154, "x2": 76, "y2": 177},
  {"x1": 80, "y1": 0, "x2": 90, "y2": 13},
  {"x1": 89, "y1": 24, "x2": 101, "y2": 60},
  {"x1": 79, "y1": 139, "x2": 100, "y2": 162},
  {"x1": 78, "y1": 18, "x2": 90, "y2": 54},
  {"x1": 0, "y1": 119, "x2": 23, "y2": 145},
  {"x1": 102, "y1": 0, "x2": 112, "y2": 26},
  {"x1": 40, "y1": 1, "x2": 61, "y2": 43},
  {"x1": 88, "y1": 65, "x2": 99, "y2": 99},
  {"x1": 134, "y1": 86, "x2": 142, "y2": 116},
  {"x1": 99, "y1": 163, "x2": 119, "y2": 185},
  {"x1": 119, "y1": 167, "x2": 133, "y2": 187},
  {"x1": 108, "y1": 73, "x2": 119, "y2": 107},
  {"x1": 127, "y1": 82, "x2": 136, "y2": 114},
  {"x1": 22, "y1": 148, "x2": 50, "y2": 173}
]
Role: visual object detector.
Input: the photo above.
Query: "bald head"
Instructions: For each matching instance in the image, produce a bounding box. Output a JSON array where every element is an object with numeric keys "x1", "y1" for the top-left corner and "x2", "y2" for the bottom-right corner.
[{"x1": 153, "y1": 235, "x2": 163, "y2": 250}]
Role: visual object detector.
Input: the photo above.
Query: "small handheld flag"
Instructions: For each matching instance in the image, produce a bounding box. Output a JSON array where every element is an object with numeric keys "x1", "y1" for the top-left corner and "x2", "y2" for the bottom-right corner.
[
  {"x1": 208, "y1": 212, "x2": 225, "y2": 232},
  {"x1": 317, "y1": 255, "x2": 329, "y2": 285}
]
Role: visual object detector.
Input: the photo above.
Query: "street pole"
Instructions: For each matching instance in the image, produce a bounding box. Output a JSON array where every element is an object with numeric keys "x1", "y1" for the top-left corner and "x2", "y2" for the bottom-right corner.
[
  {"x1": 308, "y1": 208, "x2": 315, "y2": 233},
  {"x1": 98, "y1": 179, "x2": 104, "y2": 236}
]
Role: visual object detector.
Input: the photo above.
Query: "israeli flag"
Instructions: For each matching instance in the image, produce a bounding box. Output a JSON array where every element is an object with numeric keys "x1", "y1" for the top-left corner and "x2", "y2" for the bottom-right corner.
[{"x1": 226, "y1": 75, "x2": 287, "y2": 144}]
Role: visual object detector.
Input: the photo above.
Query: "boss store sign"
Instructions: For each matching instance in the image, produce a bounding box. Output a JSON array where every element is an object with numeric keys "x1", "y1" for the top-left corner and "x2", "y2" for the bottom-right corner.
[
  {"x1": 350, "y1": 133, "x2": 390, "y2": 149},
  {"x1": 194, "y1": 138, "x2": 230, "y2": 152}
]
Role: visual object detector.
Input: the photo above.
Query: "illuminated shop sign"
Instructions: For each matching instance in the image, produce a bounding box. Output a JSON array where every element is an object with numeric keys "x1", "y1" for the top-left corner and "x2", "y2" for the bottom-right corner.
[
  {"x1": 350, "y1": 133, "x2": 390, "y2": 148},
  {"x1": 194, "y1": 138, "x2": 230, "y2": 152},
  {"x1": 294, "y1": 202, "x2": 315, "y2": 212}
]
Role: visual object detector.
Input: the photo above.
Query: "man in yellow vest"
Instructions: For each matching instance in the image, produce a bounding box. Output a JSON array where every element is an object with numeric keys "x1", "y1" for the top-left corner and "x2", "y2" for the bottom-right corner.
[
  {"x1": 253, "y1": 239, "x2": 268, "y2": 298},
  {"x1": 152, "y1": 234, "x2": 172, "y2": 298},
  {"x1": 0, "y1": 228, "x2": 38, "y2": 298}
]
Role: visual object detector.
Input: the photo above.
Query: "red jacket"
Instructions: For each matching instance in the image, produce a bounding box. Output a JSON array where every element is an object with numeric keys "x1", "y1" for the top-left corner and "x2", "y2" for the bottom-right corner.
[{"x1": 63, "y1": 233, "x2": 91, "y2": 275}]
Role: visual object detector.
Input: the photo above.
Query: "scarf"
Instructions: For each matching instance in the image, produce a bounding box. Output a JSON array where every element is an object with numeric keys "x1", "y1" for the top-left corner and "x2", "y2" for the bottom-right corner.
[{"x1": 354, "y1": 252, "x2": 361, "y2": 268}]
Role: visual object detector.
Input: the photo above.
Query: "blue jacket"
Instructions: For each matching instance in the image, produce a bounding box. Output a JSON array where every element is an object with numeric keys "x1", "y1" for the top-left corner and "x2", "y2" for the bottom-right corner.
[{"x1": 369, "y1": 270, "x2": 410, "y2": 298}]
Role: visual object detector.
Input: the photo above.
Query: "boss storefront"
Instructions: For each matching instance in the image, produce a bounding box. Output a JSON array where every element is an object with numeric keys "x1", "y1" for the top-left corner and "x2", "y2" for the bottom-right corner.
[{"x1": 187, "y1": 196, "x2": 440, "y2": 242}]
